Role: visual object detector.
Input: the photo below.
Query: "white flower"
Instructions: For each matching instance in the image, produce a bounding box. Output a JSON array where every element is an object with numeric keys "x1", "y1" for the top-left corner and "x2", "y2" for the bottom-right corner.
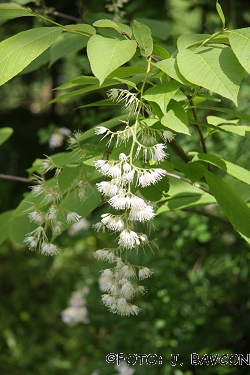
[
  {"x1": 162, "y1": 130, "x2": 175, "y2": 142},
  {"x1": 95, "y1": 126, "x2": 108, "y2": 135},
  {"x1": 66, "y1": 212, "x2": 81, "y2": 224},
  {"x1": 41, "y1": 242, "x2": 60, "y2": 256},
  {"x1": 128, "y1": 205, "x2": 155, "y2": 222},
  {"x1": 23, "y1": 236, "x2": 38, "y2": 250},
  {"x1": 137, "y1": 168, "x2": 166, "y2": 187},
  {"x1": 108, "y1": 165, "x2": 122, "y2": 179},
  {"x1": 138, "y1": 267, "x2": 153, "y2": 280},
  {"x1": 150, "y1": 143, "x2": 167, "y2": 162},
  {"x1": 96, "y1": 181, "x2": 120, "y2": 197},
  {"x1": 52, "y1": 222, "x2": 62, "y2": 236},
  {"x1": 61, "y1": 306, "x2": 89, "y2": 325},
  {"x1": 28, "y1": 211, "x2": 44, "y2": 225},
  {"x1": 31, "y1": 184, "x2": 44, "y2": 196},
  {"x1": 121, "y1": 265, "x2": 136, "y2": 278},
  {"x1": 119, "y1": 153, "x2": 128, "y2": 161},
  {"x1": 47, "y1": 205, "x2": 57, "y2": 221},
  {"x1": 94, "y1": 250, "x2": 116, "y2": 263},
  {"x1": 94, "y1": 160, "x2": 111, "y2": 175},
  {"x1": 93, "y1": 222, "x2": 106, "y2": 232},
  {"x1": 120, "y1": 281, "x2": 136, "y2": 299},
  {"x1": 118, "y1": 229, "x2": 140, "y2": 249},
  {"x1": 109, "y1": 194, "x2": 146, "y2": 210},
  {"x1": 101, "y1": 214, "x2": 124, "y2": 231}
]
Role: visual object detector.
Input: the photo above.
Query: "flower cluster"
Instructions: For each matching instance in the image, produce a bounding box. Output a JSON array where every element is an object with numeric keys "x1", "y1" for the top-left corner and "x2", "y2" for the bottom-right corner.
[
  {"x1": 24, "y1": 157, "x2": 87, "y2": 255},
  {"x1": 61, "y1": 287, "x2": 90, "y2": 326},
  {"x1": 96, "y1": 257, "x2": 152, "y2": 316},
  {"x1": 93, "y1": 115, "x2": 168, "y2": 314}
]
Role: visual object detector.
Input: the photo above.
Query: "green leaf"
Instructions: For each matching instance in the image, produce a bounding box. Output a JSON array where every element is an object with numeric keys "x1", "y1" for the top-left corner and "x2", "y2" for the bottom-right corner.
[
  {"x1": 156, "y1": 176, "x2": 216, "y2": 213},
  {"x1": 190, "y1": 153, "x2": 250, "y2": 186},
  {"x1": 108, "y1": 66, "x2": 146, "y2": 78},
  {"x1": 177, "y1": 45, "x2": 244, "y2": 105},
  {"x1": 49, "y1": 78, "x2": 123, "y2": 104},
  {"x1": 93, "y1": 19, "x2": 121, "y2": 32},
  {"x1": 0, "y1": 210, "x2": 14, "y2": 246},
  {"x1": 161, "y1": 99, "x2": 190, "y2": 135},
  {"x1": 152, "y1": 45, "x2": 169, "y2": 59},
  {"x1": 20, "y1": 49, "x2": 50, "y2": 75},
  {"x1": 0, "y1": 27, "x2": 62, "y2": 86},
  {"x1": 87, "y1": 35, "x2": 137, "y2": 84},
  {"x1": 143, "y1": 81, "x2": 181, "y2": 115},
  {"x1": 9, "y1": 212, "x2": 36, "y2": 248},
  {"x1": 58, "y1": 165, "x2": 83, "y2": 194},
  {"x1": 195, "y1": 104, "x2": 250, "y2": 124},
  {"x1": 204, "y1": 170, "x2": 250, "y2": 239},
  {"x1": 0, "y1": 3, "x2": 33, "y2": 24},
  {"x1": 206, "y1": 115, "x2": 249, "y2": 136},
  {"x1": 135, "y1": 18, "x2": 171, "y2": 40},
  {"x1": 139, "y1": 176, "x2": 169, "y2": 202},
  {"x1": 172, "y1": 160, "x2": 206, "y2": 183},
  {"x1": 0, "y1": 127, "x2": 13, "y2": 146},
  {"x1": 59, "y1": 185, "x2": 101, "y2": 218},
  {"x1": 49, "y1": 32, "x2": 88, "y2": 66},
  {"x1": 153, "y1": 58, "x2": 191, "y2": 85},
  {"x1": 177, "y1": 34, "x2": 211, "y2": 50},
  {"x1": 64, "y1": 24, "x2": 96, "y2": 36},
  {"x1": 216, "y1": 1, "x2": 226, "y2": 29},
  {"x1": 133, "y1": 20, "x2": 153, "y2": 57},
  {"x1": 229, "y1": 28, "x2": 250, "y2": 75}
]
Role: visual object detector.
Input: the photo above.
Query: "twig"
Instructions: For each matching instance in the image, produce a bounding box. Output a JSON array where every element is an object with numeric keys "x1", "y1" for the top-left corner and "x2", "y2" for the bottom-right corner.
[
  {"x1": 165, "y1": 171, "x2": 211, "y2": 195},
  {"x1": 0, "y1": 174, "x2": 36, "y2": 184},
  {"x1": 168, "y1": 140, "x2": 190, "y2": 162},
  {"x1": 182, "y1": 207, "x2": 230, "y2": 225},
  {"x1": 49, "y1": 11, "x2": 83, "y2": 23}
]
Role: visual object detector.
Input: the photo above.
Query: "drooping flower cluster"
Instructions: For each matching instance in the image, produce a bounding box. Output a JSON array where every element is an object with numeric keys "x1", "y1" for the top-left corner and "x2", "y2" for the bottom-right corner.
[
  {"x1": 24, "y1": 155, "x2": 87, "y2": 256},
  {"x1": 93, "y1": 115, "x2": 169, "y2": 315},
  {"x1": 61, "y1": 287, "x2": 90, "y2": 326}
]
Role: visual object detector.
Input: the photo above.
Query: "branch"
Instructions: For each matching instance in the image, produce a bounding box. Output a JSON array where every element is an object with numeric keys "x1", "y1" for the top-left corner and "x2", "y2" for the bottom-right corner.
[
  {"x1": 165, "y1": 171, "x2": 211, "y2": 195},
  {"x1": 168, "y1": 140, "x2": 191, "y2": 162},
  {"x1": 182, "y1": 207, "x2": 230, "y2": 225},
  {"x1": 0, "y1": 174, "x2": 36, "y2": 184}
]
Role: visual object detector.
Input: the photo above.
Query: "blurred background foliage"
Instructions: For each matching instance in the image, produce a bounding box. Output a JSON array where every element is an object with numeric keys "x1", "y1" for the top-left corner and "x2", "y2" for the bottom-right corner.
[{"x1": 1, "y1": 0, "x2": 250, "y2": 374}]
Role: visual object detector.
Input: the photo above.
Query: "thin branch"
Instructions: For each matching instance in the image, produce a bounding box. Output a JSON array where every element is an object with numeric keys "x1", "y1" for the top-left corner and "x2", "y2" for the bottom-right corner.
[
  {"x1": 165, "y1": 171, "x2": 212, "y2": 195},
  {"x1": 48, "y1": 11, "x2": 83, "y2": 23},
  {"x1": 189, "y1": 97, "x2": 208, "y2": 154},
  {"x1": 0, "y1": 174, "x2": 36, "y2": 184},
  {"x1": 168, "y1": 140, "x2": 190, "y2": 162},
  {"x1": 182, "y1": 207, "x2": 230, "y2": 225}
]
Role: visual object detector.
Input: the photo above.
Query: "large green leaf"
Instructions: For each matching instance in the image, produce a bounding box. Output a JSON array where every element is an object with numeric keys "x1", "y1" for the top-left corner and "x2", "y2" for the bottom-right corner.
[
  {"x1": 87, "y1": 35, "x2": 137, "y2": 84},
  {"x1": 133, "y1": 20, "x2": 153, "y2": 57},
  {"x1": 153, "y1": 58, "x2": 191, "y2": 85},
  {"x1": 0, "y1": 127, "x2": 13, "y2": 146},
  {"x1": 49, "y1": 32, "x2": 88, "y2": 66},
  {"x1": 58, "y1": 165, "x2": 83, "y2": 194},
  {"x1": 206, "y1": 115, "x2": 250, "y2": 136},
  {"x1": 64, "y1": 24, "x2": 96, "y2": 36},
  {"x1": 195, "y1": 105, "x2": 250, "y2": 123},
  {"x1": 0, "y1": 210, "x2": 14, "y2": 246},
  {"x1": 172, "y1": 160, "x2": 206, "y2": 183},
  {"x1": 0, "y1": 3, "x2": 33, "y2": 24},
  {"x1": 135, "y1": 18, "x2": 171, "y2": 40},
  {"x1": 229, "y1": 28, "x2": 250, "y2": 75},
  {"x1": 204, "y1": 170, "x2": 250, "y2": 240},
  {"x1": 143, "y1": 81, "x2": 181, "y2": 115},
  {"x1": 156, "y1": 176, "x2": 216, "y2": 213},
  {"x1": 93, "y1": 19, "x2": 122, "y2": 32},
  {"x1": 161, "y1": 99, "x2": 190, "y2": 135},
  {"x1": 177, "y1": 44, "x2": 244, "y2": 105},
  {"x1": 0, "y1": 27, "x2": 62, "y2": 86},
  {"x1": 190, "y1": 153, "x2": 250, "y2": 186}
]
